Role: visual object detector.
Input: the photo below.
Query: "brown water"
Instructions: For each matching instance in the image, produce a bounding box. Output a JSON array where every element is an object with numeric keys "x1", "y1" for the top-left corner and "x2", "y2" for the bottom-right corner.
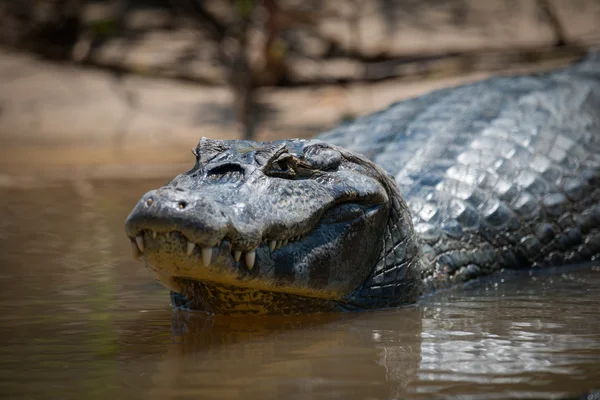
[{"x1": 1, "y1": 179, "x2": 599, "y2": 400}]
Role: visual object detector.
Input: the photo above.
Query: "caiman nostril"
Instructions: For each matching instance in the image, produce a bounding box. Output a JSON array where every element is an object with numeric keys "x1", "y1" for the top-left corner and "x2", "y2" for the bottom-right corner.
[
  {"x1": 178, "y1": 201, "x2": 188, "y2": 209},
  {"x1": 146, "y1": 198, "x2": 153, "y2": 206}
]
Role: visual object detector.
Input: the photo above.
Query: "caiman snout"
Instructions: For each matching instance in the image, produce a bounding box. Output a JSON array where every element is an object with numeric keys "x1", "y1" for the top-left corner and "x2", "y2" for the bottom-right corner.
[
  {"x1": 144, "y1": 187, "x2": 193, "y2": 212},
  {"x1": 124, "y1": 185, "x2": 264, "y2": 278},
  {"x1": 125, "y1": 187, "x2": 230, "y2": 247}
]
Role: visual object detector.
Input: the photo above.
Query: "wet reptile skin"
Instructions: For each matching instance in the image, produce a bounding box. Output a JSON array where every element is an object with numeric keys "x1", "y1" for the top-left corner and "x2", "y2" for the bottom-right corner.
[
  {"x1": 126, "y1": 53, "x2": 600, "y2": 314},
  {"x1": 321, "y1": 52, "x2": 600, "y2": 310}
]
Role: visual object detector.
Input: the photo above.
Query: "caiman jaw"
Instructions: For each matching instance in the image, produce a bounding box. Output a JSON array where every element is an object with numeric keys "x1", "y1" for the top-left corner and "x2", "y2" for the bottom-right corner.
[
  {"x1": 129, "y1": 228, "x2": 309, "y2": 271},
  {"x1": 125, "y1": 219, "x2": 356, "y2": 315},
  {"x1": 124, "y1": 197, "x2": 378, "y2": 301}
]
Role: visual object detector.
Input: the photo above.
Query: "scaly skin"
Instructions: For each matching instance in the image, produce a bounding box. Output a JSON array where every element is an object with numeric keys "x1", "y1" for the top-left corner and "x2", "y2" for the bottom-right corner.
[{"x1": 125, "y1": 53, "x2": 600, "y2": 315}]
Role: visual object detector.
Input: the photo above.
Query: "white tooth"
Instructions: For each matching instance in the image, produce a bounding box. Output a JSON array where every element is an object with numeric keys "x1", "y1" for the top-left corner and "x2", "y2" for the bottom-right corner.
[
  {"x1": 202, "y1": 247, "x2": 212, "y2": 266},
  {"x1": 152, "y1": 231, "x2": 157, "y2": 239},
  {"x1": 186, "y1": 241, "x2": 195, "y2": 256},
  {"x1": 283, "y1": 239, "x2": 289, "y2": 246},
  {"x1": 269, "y1": 240, "x2": 276, "y2": 251},
  {"x1": 135, "y1": 236, "x2": 145, "y2": 252},
  {"x1": 245, "y1": 250, "x2": 256, "y2": 270},
  {"x1": 277, "y1": 240, "x2": 282, "y2": 249},
  {"x1": 130, "y1": 239, "x2": 141, "y2": 261},
  {"x1": 233, "y1": 250, "x2": 242, "y2": 262}
]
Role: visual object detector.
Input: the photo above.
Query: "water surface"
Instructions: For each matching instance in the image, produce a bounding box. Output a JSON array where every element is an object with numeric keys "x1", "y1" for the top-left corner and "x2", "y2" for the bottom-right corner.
[{"x1": 0, "y1": 180, "x2": 599, "y2": 399}]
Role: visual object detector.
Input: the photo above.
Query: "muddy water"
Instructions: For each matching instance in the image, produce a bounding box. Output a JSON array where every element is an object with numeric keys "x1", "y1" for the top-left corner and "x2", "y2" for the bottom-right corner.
[{"x1": 0, "y1": 179, "x2": 599, "y2": 400}]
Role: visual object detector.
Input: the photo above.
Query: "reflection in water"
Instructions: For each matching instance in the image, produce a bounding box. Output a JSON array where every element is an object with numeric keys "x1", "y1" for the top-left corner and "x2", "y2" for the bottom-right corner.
[
  {"x1": 415, "y1": 275, "x2": 600, "y2": 398},
  {"x1": 0, "y1": 180, "x2": 599, "y2": 399}
]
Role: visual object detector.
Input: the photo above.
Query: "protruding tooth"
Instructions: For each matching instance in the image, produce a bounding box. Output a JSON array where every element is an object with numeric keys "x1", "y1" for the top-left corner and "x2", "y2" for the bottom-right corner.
[
  {"x1": 233, "y1": 250, "x2": 242, "y2": 262},
  {"x1": 130, "y1": 239, "x2": 141, "y2": 261},
  {"x1": 269, "y1": 240, "x2": 277, "y2": 251},
  {"x1": 186, "y1": 241, "x2": 195, "y2": 256},
  {"x1": 202, "y1": 247, "x2": 212, "y2": 267},
  {"x1": 152, "y1": 231, "x2": 157, "y2": 239},
  {"x1": 277, "y1": 240, "x2": 282, "y2": 249},
  {"x1": 245, "y1": 250, "x2": 256, "y2": 270},
  {"x1": 283, "y1": 239, "x2": 289, "y2": 246},
  {"x1": 135, "y1": 236, "x2": 145, "y2": 252}
]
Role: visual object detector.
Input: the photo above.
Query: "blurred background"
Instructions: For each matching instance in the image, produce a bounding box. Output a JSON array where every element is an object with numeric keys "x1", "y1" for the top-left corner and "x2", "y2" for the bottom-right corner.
[{"x1": 0, "y1": 0, "x2": 599, "y2": 178}]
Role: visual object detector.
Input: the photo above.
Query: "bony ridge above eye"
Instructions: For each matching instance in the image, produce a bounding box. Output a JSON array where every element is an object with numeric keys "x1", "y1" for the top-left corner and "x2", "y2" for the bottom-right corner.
[{"x1": 191, "y1": 148, "x2": 200, "y2": 164}]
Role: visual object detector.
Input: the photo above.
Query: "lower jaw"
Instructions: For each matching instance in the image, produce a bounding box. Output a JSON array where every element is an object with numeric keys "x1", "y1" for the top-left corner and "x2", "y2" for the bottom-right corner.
[{"x1": 174, "y1": 278, "x2": 341, "y2": 316}]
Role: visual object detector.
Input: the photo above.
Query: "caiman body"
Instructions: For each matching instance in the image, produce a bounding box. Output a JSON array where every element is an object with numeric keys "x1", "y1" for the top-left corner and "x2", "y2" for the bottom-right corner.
[{"x1": 125, "y1": 53, "x2": 600, "y2": 315}]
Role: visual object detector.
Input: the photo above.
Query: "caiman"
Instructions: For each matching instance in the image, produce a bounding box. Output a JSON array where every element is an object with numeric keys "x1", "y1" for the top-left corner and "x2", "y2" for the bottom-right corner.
[{"x1": 125, "y1": 53, "x2": 600, "y2": 315}]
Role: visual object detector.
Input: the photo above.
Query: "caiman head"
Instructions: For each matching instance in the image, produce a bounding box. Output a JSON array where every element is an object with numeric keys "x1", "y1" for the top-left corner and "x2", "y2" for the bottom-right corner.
[{"x1": 125, "y1": 138, "x2": 421, "y2": 315}]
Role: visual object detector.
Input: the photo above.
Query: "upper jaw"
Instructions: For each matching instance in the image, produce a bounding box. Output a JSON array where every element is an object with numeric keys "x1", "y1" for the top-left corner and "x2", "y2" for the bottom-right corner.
[
  {"x1": 124, "y1": 185, "x2": 319, "y2": 249},
  {"x1": 124, "y1": 181, "x2": 330, "y2": 276}
]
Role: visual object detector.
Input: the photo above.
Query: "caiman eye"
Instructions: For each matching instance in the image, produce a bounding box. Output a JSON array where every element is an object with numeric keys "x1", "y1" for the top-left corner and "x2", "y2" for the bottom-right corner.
[
  {"x1": 266, "y1": 155, "x2": 296, "y2": 177},
  {"x1": 276, "y1": 159, "x2": 290, "y2": 172}
]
